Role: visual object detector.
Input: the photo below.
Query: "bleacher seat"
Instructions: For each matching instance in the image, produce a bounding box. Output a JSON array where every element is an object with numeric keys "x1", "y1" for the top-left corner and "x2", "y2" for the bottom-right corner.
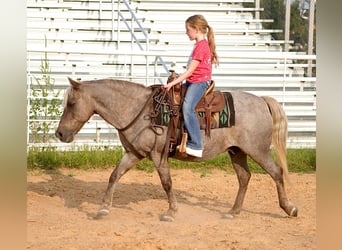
[{"x1": 27, "y1": 0, "x2": 316, "y2": 148}]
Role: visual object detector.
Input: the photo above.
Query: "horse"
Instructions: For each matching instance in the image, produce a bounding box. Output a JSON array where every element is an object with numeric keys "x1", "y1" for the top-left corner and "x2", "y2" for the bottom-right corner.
[{"x1": 55, "y1": 77, "x2": 298, "y2": 221}]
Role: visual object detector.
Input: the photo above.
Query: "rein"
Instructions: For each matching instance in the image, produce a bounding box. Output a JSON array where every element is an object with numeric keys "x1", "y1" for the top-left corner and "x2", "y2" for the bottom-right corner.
[
  {"x1": 114, "y1": 87, "x2": 170, "y2": 160},
  {"x1": 116, "y1": 88, "x2": 159, "y2": 133},
  {"x1": 149, "y1": 87, "x2": 173, "y2": 135}
]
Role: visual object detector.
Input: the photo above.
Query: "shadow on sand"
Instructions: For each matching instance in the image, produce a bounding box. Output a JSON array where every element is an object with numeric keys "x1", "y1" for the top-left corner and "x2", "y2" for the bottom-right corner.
[{"x1": 27, "y1": 169, "x2": 283, "y2": 219}]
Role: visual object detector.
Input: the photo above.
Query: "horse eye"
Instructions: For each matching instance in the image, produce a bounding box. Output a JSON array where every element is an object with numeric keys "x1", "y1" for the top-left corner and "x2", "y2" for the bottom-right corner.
[{"x1": 67, "y1": 100, "x2": 76, "y2": 107}]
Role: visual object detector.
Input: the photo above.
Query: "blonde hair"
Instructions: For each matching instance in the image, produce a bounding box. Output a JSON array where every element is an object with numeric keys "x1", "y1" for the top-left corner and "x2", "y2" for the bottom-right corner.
[{"x1": 186, "y1": 14, "x2": 219, "y2": 66}]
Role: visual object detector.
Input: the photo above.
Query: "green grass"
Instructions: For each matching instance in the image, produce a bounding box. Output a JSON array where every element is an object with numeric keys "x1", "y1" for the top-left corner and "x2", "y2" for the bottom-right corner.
[
  {"x1": 27, "y1": 146, "x2": 124, "y2": 170},
  {"x1": 27, "y1": 146, "x2": 316, "y2": 174}
]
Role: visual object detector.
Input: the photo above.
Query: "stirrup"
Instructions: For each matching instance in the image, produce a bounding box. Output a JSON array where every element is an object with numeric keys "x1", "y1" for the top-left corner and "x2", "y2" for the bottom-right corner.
[{"x1": 178, "y1": 132, "x2": 188, "y2": 153}]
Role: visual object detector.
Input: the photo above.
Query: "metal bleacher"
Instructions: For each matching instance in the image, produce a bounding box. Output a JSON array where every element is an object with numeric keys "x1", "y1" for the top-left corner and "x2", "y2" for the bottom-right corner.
[{"x1": 27, "y1": 0, "x2": 316, "y2": 149}]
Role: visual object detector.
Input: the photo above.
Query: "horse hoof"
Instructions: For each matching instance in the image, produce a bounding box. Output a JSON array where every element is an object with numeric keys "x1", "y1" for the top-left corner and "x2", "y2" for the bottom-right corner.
[
  {"x1": 290, "y1": 207, "x2": 298, "y2": 217},
  {"x1": 95, "y1": 209, "x2": 110, "y2": 219},
  {"x1": 223, "y1": 214, "x2": 234, "y2": 219},
  {"x1": 160, "y1": 214, "x2": 175, "y2": 222}
]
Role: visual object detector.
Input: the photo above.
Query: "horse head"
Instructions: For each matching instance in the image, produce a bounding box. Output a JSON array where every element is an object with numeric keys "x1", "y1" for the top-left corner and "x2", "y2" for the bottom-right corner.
[{"x1": 55, "y1": 78, "x2": 95, "y2": 143}]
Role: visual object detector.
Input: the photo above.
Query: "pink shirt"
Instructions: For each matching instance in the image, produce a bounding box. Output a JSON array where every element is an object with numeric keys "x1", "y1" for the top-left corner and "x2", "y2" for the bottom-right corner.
[{"x1": 186, "y1": 39, "x2": 212, "y2": 83}]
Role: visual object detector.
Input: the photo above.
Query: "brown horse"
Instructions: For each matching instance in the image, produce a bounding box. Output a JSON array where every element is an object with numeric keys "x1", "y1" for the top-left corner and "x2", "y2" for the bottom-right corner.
[{"x1": 55, "y1": 77, "x2": 298, "y2": 221}]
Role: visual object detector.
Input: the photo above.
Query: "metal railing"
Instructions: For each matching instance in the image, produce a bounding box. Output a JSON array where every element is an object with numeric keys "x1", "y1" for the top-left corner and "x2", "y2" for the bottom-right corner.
[
  {"x1": 111, "y1": 0, "x2": 168, "y2": 82},
  {"x1": 27, "y1": 47, "x2": 316, "y2": 149}
]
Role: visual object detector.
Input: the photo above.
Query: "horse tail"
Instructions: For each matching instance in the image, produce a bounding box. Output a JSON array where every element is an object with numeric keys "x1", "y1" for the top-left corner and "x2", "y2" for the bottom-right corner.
[{"x1": 261, "y1": 96, "x2": 289, "y2": 181}]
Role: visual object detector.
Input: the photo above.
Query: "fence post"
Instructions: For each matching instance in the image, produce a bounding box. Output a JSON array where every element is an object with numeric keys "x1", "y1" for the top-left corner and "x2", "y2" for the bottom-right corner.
[
  {"x1": 307, "y1": 0, "x2": 315, "y2": 77},
  {"x1": 284, "y1": 0, "x2": 291, "y2": 52},
  {"x1": 255, "y1": 0, "x2": 260, "y2": 20}
]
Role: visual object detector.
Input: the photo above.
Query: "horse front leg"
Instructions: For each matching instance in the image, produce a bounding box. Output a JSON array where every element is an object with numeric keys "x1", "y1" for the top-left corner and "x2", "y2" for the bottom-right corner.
[
  {"x1": 152, "y1": 155, "x2": 178, "y2": 222},
  {"x1": 96, "y1": 152, "x2": 140, "y2": 219},
  {"x1": 158, "y1": 165, "x2": 178, "y2": 222}
]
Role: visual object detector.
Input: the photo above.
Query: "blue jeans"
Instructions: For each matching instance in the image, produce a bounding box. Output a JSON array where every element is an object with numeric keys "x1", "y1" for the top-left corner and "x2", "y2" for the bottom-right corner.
[{"x1": 182, "y1": 80, "x2": 210, "y2": 150}]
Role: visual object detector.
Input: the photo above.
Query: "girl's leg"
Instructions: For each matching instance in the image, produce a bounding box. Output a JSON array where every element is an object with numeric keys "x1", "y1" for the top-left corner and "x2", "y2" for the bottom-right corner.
[{"x1": 182, "y1": 81, "x2": 209, "y2": 153}]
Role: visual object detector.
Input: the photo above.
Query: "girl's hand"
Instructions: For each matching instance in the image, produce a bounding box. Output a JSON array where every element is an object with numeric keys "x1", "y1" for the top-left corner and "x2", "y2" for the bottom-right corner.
[
  {"x1": 162, "y1": 82, "x2": 175, "y2": 91},
  {"x1": 162, "y1": 60, "x2": 198, "y2": 91}
]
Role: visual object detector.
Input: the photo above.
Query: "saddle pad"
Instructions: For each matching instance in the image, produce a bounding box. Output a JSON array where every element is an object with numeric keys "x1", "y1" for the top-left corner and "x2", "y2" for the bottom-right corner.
[{"x1": 153, "y1": 91, "x2": 235, "y2": 129}]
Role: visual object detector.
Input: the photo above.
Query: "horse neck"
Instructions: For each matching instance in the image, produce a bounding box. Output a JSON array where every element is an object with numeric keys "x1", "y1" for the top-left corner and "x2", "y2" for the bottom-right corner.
[{"x1": 91, "y1": 81, "x2": 152, "y2": 129}]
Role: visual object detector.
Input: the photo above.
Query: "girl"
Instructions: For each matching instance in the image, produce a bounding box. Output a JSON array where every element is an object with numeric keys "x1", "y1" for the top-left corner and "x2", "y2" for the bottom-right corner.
[{"x1": 163, "y1": 15, "x2": 218, "y2": 157}]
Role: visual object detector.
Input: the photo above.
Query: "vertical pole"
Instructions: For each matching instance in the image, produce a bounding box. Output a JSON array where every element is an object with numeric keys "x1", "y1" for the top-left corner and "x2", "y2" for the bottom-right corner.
[
  {"x1": 99, "y1": 0, "x2": 102, "y2": 19},
  {"x1": 111, "y1": 0, "x2": 114, "y2": 40},
  {"x1": 282, "y1": 53, "x2": 287, "y2": 107},
  {"x1": 255, "y1": 0, "x2": 260, "y2": 20},
  {"x1": 307, "y1": 0, "x2": 315, "y2": 77},
  {"x1": 96, "y1": 123, "x2": 100, "y2": 143},
  {"x1": 27, "y1": 55, "x2": 31, "y2": 150},
  {"x1": 284, "y1": 0, "x2": 291, "y2": 52},
  {"x1": 112, "y1": 0, "x2": 120, "y2": 49}
]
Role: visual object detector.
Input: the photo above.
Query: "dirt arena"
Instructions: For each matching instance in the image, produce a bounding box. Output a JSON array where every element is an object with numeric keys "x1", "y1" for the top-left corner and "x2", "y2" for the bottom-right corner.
[{"x1": 27, "y1": 169, "x2": 316, "y2": 249}]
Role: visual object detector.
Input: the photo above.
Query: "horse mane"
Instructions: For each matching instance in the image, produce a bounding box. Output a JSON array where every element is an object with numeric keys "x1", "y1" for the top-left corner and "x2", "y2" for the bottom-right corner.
[
  {"x1": 62, "y1": 87, "x2": 72, "y2": 108},
  {"x1": 105, "y1": 78, "x2": 148, "y2": 91},
  {"x1": 81, "y1": 78, "x2": 149, "y2": 92},
  {"x1": 62, "y1": 78, "x2": 149, "y2": 109}
]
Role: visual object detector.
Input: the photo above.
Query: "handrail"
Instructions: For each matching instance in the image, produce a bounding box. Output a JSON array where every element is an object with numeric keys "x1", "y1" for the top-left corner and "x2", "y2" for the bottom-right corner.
[
  {"x1": 109, "y1": 0, "x2": 168, "y2": 83},
  {"x1": 119, "y1": 0, "x2": 149, "y2": 50}
]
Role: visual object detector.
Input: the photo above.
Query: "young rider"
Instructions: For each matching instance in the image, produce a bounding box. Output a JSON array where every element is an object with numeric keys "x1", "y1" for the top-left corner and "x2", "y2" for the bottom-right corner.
[{"x1": 163, "y1": 14, "x2": 219, "y2": 157}]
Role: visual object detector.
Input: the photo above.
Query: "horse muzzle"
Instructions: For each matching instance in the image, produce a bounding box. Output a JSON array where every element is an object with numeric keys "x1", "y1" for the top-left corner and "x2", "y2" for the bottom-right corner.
[{"x1": 55, "y1": 128, "x2": 74, "y2": 143}]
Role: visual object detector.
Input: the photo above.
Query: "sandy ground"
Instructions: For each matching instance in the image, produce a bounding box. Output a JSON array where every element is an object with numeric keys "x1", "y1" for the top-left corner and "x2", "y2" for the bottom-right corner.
[{"x1": 27, "y1": 168, "x2": 316, "y2": 249}]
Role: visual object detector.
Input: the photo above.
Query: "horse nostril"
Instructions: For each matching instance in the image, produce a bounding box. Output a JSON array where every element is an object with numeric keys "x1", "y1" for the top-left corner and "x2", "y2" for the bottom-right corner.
[{"x1": 56, "y1": 130, "x2": 63, "y2": 139}]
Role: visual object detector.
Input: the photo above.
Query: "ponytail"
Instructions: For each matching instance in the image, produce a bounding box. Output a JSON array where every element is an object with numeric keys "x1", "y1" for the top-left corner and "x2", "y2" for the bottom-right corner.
[{"x1": 207, "y1": 25, "x2": 219, "y2": 66}]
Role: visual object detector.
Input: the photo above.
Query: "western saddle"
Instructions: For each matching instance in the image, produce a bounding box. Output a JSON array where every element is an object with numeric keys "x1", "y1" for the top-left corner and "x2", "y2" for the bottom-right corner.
[{"x1": 166, "y1": 70, "x2": 226, "y2": 155}]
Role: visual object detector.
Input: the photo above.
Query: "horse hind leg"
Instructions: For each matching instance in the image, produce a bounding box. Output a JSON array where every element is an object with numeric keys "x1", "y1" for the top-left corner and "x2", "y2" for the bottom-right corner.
[
  {"x1": 96, "y1": 152, "x2": 140, "y2": 219},
  {"x1": 225, "y1": 147, "x2": 251, "y2": 219},
  {"x1": 253, "y1": 151, "x2": 298, "y2": 217}
]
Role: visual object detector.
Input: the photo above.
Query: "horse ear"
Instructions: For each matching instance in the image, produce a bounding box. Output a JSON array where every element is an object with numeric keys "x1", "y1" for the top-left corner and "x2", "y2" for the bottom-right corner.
[{"x1": 68, "y1": 77, "x2": 80, "y2": 89}]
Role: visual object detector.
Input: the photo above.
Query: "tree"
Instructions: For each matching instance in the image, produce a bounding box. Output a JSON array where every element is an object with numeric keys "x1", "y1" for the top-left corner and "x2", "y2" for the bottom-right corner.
[
  {"x1": 260, "y1": 0, "x2": 285, "y2": 41},
  {"x1": 290, "y1": 0, "x2": 308, "y2": 51},
  {"x1": 29, "y1": 38, "x2": 62, "y2": 143},
  {"x1": 260, "y1": 0, "x2": 315, "y2": 53}
]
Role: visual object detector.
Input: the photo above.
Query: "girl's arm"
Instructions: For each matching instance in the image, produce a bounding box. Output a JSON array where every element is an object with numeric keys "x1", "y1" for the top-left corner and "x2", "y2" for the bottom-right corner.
[{"x1": 162, "y1": 60, "x2": 200, "y2": 91}]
